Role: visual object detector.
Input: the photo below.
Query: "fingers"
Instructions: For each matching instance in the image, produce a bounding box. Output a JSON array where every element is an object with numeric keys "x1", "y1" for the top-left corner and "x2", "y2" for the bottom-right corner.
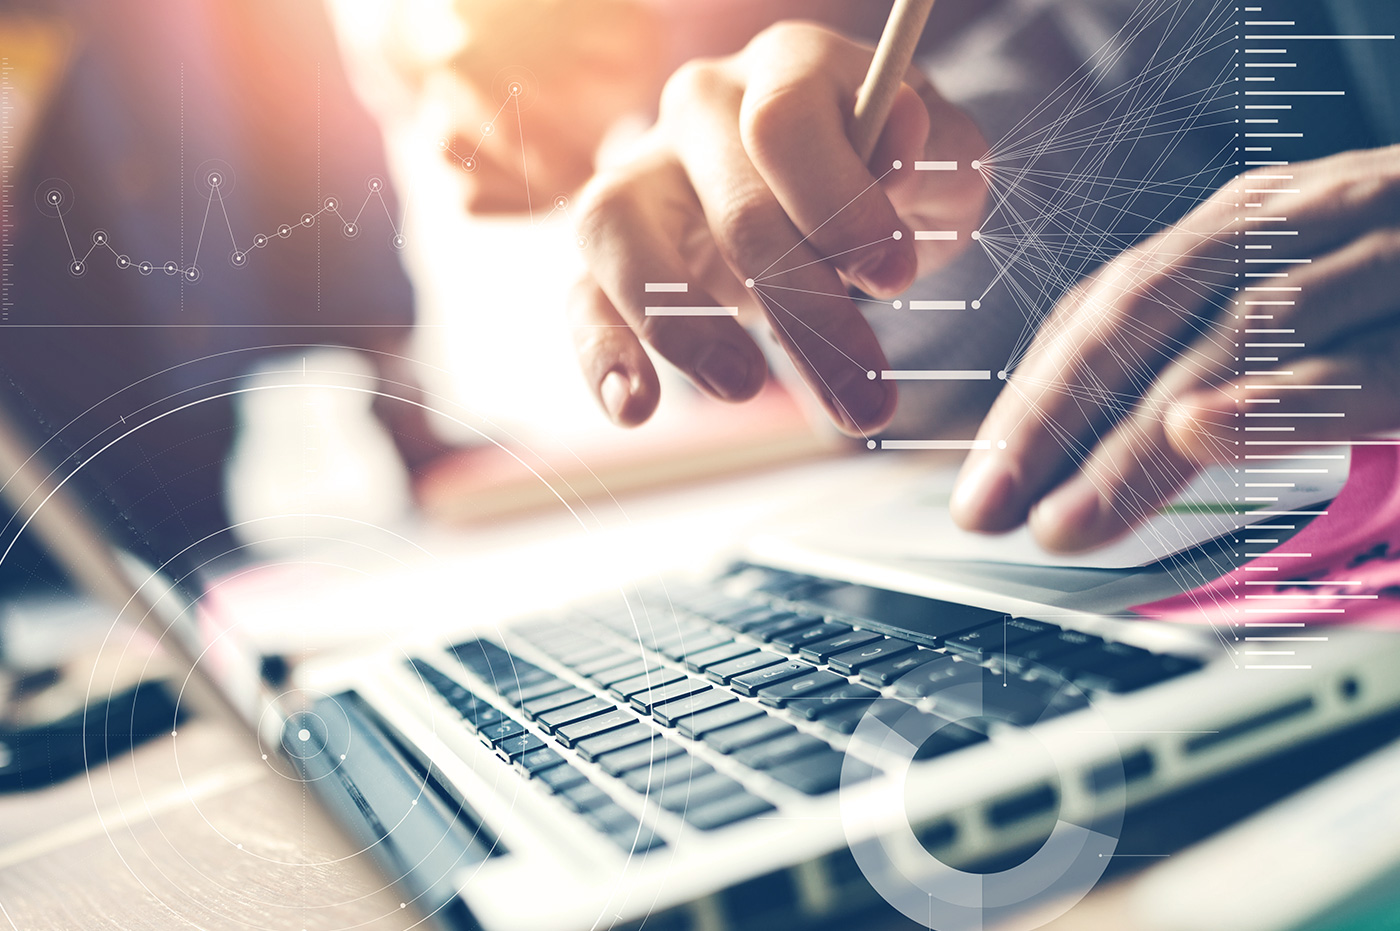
[
  {"x1": 737, "y1": 26, "x2": 920, "y2": 296},
  {"x1": 1026, "y1": 392, "x2": 1202, "y2": 552},
  {"x1": 568, "y1": 278, "x2": 661, "y2": 427},
  {"x1": 663, "y1": 57, "x2": 895, "y2": 433},
  {"x1": 1032, "y1": 325, "x2": 1400, "y2": 552},
  {"x1": 950, "y1": 230, "x2": 1237, "y2": 533},
  {"x1": 576, "y1": 152, "x2": 769, "y2": 407}
]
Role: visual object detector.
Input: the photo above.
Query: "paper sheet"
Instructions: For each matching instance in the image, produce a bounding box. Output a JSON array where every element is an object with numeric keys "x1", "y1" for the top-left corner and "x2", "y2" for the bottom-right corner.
[{"x1": 1135, "y1": 444, "x2": 1400, "y2": 628}]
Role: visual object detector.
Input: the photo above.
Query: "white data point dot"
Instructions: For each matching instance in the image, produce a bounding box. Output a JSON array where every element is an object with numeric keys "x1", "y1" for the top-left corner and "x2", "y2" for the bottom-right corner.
[
  {"x1": 892, "y1": 230, "x2": 903, "y2": 241},
  {"x1": 997, "y1": 370, "x2": 1007, "y2": 380},
  {"x1": 892, "y1": 300, "x2": 902, "y2": 309},
  {"x1": 171, "y1": 730, "x2": 178, "y2": 737},
  {"x1": 867, "y1": 370, "x2": 877, "y2": 380},
  {"x1": 261, "y1": 754, "x2": 268, "y2": 760},
  {"x1": 867, "y1": 440, "x2": 876, "y2": 449},
  {"x1": 892, "y1": 159, "x2": 902, "y2": 170},
  {"x1": 297, "y1": 728, "x2": 311, "y2": 742},
  {"x1": 971, "y1": 300, "x2": 982, "y2": 310},
  {"x1": 970, "y1": 230, "x2": 981, "y2": 241},
  {"x1": 744, "y1": 278, "x2": 755, "y2": 288},
  {"x1": 997, "y1": 440, "x2": 1007, "y2": 449},
  {"x1": 971, "y1": 160, "x2": 982, "y2": 170}
]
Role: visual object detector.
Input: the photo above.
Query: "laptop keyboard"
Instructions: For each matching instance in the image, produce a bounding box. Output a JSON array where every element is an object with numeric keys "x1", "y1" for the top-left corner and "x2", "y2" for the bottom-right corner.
[{"x1": 407, "y1": 565, "x2": 1202, "y2": 853}]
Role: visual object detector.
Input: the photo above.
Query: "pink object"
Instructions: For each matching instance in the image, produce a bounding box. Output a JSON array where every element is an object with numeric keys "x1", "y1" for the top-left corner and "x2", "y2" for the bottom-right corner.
[{"x1": 1134, "y1": 446, "x2": 1400, "y2": 629}]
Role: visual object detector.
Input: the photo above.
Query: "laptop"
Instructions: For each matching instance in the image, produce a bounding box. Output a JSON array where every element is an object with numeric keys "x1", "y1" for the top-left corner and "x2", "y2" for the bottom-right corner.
[{"x1": 4, "y1": 363, "x2": 1400, "y2": 931}]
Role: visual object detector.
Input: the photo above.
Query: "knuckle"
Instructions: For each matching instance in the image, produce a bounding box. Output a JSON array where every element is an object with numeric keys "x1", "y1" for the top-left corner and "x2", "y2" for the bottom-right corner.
[
  {"x1": 747, "y1": 20, "x2": 820, "y2": 56},
  {"x1": 739, "y1": 84, "x2": 804, "y2": 156},
  {"x1": 714, "y1": 195, "x2": 786, "y2": 268},
  {"x1": 574, "y1": 175, "x2": 635, "y2": 245},
  {"x1": 660, "y1": 58, "x2": 727, "y2": 114}
]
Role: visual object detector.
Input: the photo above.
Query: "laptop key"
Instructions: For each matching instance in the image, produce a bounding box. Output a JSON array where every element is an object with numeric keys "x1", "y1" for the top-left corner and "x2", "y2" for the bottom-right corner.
[
  {"x1": 536, "y1": 697, "x2": 613, "y2": 732},
  {"x1": 592, "y1": 660, "x2": 659, "y2": 688},
  {"x1": 597, "y1": 736, "x2": 685, "y2": 777},
  {"x1": 521, "y1": 687, "x2": 591, "y2": 719},
  {"x1": 930, "y1": 668, "x2": 1087, "y2": 726},
  {"x1": 828, "y1": 637, "x2": 916, "y2": 674},
  {"x1": 500, "y1": 677, "x2": 572, "y2": 707},
  {"x1": 710, "y1": 604, "x2": 789, "y2": 634},
  {"x1": 555, "y1": 708, "x2": 636, "y2": 748},
  {"x1": 658, "y1": 632, "x2": 732, "y2": 662},
  {"x1": 731, "y1": 661, "x2": 816, "y2": 697},
  {"x1": 630, "y1": 678, "x2": 710, "y2": 713},
  {"x1": 557, "y1": 781, "x2": 613, "y2": 813},
  {"x1": 767, "y1": 750, "x2": 874, "y2": 796},
  {"x1": 676, "y1": 700, "x2": 763, "y2": 740},
  {"x1": 496, "y1": 731, "x2": 547, "y2": 759},
  {"x1": 655, "y1": 770, "x2": 746, "y2": 812},
  {"x1": 518, "y1": 746, "x2": 566, "y2": 775},
  {"x1": 789, "y1": 682, "x2": 880, "y2": 725},
  {"x1": 575, "y1": 722, "x2": 653, "y2": 761},
  {"x1": 537, "y1": 764, "x2": 590, "y2": 794},
  {"x1": 747, "y1": 612, "x2": 824, "y2": 643},
  {"x1": 682, "y1": 791, "x2": 775, "y2": 830},
  {"x1": 889, "y1": 655, "x2": 979, "y2": 699},
  {"x1": 705, "y1": 651, "x2": 784, "y2": 685},
  {"x1": 911, "y1": 721, "x2": 987, "y2": 760},
  {"x1": 683, "y1": 641, "x2": 757, "y2": 673},
  {"x1": 703, "y1": 715, "x2": 794, "y2": 754},
  {"x1": 770, "y1": 621, "x2": 850, "y2": 652},
  {"x1": 572, "y1": 650, "x2": 642, "y2": 678},
  {"x1": 798, "y1": 630, "x2": 881, "y2": 664},
  {"x1": 478, "y1": 718, "x2": 527, "y2": 746},
  {"x1": 731, "y1": 732, "x2": 830, "y2": 771},
  {"x1": 583, "y1": 801, "x2": 641, "y2": 835},
  {"x1": 755, "y1": 669, "x2": 847, "y2": 707},
  {"x1": 652, "y1": 689, "x2": 735, "y2": 728},
  {"x1": 859, "y1": 650, "x2": 939, "y2": 687},
  {"x1": 623, "y1": 754, "x2": 714, "y2": 794},
  {"x1": 609, "y1": 668, "x2": 686, "y2": 700},
  {"x1": 462, "y1": 702, "x2": 506, "y2": 731},
  {"x1": 944, "y1": 623, "x2": 1013, "y2": 662},
  {"x1": 1008, "y1": 629, "x2": 1106, "y2": 671}
]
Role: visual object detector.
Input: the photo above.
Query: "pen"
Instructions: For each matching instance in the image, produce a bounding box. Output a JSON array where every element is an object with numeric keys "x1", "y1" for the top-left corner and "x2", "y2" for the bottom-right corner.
[{"x1": 850, "y1": 0, "x2": 938, "y2": 163}]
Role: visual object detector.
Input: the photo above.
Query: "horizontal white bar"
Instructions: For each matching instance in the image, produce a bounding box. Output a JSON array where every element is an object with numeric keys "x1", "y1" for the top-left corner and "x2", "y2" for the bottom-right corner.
[
  {"x1": 908, "y1": 300, "x2": 966, "y2": 310},
  {"x1": 645, "y1": 282, "x2": 687, "y2": 293},
  {"x1": 881, "y1": 370, "x2": 991, "y2": 381},
  {"x1": 643, "y1": 306, "x2": 738, "y2": 316},
  {"x1": 881, "y1": 439, "x2": 991, "y2": 451},
  {"x1": 914, "y1": 230, "x2": 958, "y2": 241},
  {"x1": 914, "y1": 161, "x2": 958, "y2": 171}
]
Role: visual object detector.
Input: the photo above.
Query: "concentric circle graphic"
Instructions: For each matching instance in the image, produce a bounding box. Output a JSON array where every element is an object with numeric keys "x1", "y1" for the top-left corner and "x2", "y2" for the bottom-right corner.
[{"x1": 840, "y1": 672, "x2": 1125, "y2": 930}]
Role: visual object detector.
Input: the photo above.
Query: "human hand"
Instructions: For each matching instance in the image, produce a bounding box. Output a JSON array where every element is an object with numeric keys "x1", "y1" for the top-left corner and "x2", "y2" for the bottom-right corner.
[
  {"x1": 951, "y1": 145, "x2": 1400, "y2": 552},
  {"x1": 569, "y1": 21, "x2": 987, "y2": 434}
]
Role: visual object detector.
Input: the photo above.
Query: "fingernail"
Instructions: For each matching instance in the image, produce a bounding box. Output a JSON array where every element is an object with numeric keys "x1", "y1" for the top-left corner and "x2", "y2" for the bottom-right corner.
[
  {"x1": 951, "y1": 455, "x2": 1017, "y2": 530},
  {"x1": 852, "y1": 247, "x2": 915, "y2": 296},
  {"x1": 600, "y1": 368, "x2": 631, "y2": 422},
  {"x1": 694, "y1": 344, "x2": 754, "y2": 401}
]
